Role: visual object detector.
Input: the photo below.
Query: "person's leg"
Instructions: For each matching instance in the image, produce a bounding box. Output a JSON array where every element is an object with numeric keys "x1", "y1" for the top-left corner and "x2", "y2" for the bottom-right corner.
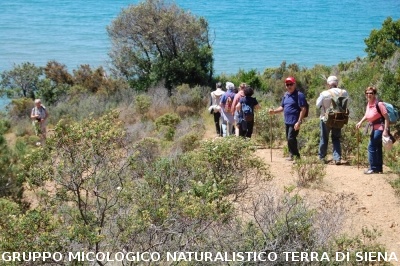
[
  {"x1": 238, "y1": 121, "x2": 246, "y2": 137},
  {"x1": 234, "y1": 111, "x2": 240, "y2": 136},
  {"x1": 331, "y1": 127, "x2": 342, "y2": 162},
  {"x1": 368, "y1": 129, "x2": 383, "y2": 172},
  {"x1": 213, "y1": 112, "x2": 221, "y2": 135},
  {"x1": 285, "y1": 124, "x2": 292, "y2": 158},
  {"x1": 318, "y1": 121, "x2": 329, "y2": 160},
  {"x1": 287, "y1": 124, "x2": 300, "y2": 158},
  {"x1": 228, "y1": 122, "x2": 234, "y2": 136},
  {"x1": 221, "y1": 121, "x2": 227, "y2": 137},
  {"x1": 246, "y1": 120, "x2": 254, "y2": 138}
]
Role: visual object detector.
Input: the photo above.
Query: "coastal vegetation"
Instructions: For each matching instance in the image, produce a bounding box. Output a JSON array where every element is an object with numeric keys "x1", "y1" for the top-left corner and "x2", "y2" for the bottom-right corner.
[{"x1": 0, "y1": 0, "x2": 399, "y2": 264}]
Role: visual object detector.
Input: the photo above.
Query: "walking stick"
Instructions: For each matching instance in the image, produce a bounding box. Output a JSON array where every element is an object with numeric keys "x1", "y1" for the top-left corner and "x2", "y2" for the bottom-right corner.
[
  {"x1": 270, "y1": 108, "x2": 273, "y2": 162},
  {"x1": 357, "y1": 129, "x2": 360, "y2": 169}
]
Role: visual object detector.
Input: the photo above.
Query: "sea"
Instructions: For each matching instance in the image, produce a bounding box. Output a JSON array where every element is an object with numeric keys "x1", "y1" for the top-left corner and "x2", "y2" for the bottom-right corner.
[{"x1": 1, "y1": 0, "x2": 400, "y2": 109}]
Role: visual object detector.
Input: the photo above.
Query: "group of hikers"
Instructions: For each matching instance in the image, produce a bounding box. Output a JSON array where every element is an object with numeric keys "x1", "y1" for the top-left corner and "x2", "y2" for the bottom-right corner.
[
  {"x1": 209, "y1": 76, "x2": 394, "y2": 175},
  {"x1": 29, "y1": 77, "x2": 393, "y2": 175},
  {"x1": 209, "y1": 82, "x2": 260, "y2": 138}
]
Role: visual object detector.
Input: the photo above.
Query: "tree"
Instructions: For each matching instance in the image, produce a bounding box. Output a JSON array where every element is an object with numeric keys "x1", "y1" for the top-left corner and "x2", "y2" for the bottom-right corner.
[
  {"x1": 0, "y1": 62, "x2": 43, "y2": 99},
  {"x1": 44, "y1": 60, "x2": 74, "y2": 86},
  {"x1": 364, "y1": 17, "x2": 400, "y2": 61},
  {"x1": 107, "y1": 0, "x2": 213, "y2": 93},
  {"x1": 23, "y1": 111, "x2": 132, "y2": 262}
]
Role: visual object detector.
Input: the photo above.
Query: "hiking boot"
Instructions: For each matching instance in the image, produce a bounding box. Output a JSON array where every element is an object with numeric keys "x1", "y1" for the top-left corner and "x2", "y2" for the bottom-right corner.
[
  {"x1": 364, "y1": 169, "x2": 382, "y2": 175},
  {"x1": 334, "y1": 160, "x2": 342, "y2": 165}
]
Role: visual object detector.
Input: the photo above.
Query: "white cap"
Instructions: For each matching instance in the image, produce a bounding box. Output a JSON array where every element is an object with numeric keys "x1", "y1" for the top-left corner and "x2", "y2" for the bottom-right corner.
[{"x1": 327, "y1": 76, "x2": 338, "y2": 85}]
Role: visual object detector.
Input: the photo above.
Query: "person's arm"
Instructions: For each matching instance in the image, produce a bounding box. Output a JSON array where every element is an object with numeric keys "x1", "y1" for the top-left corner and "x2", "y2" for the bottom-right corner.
[
  {"x1": 356, "y1": 115, "x2": 367, "y2": 129},
  {"x1": 294, "y1": 106, "x2": 306, "y2": 130},
  {"x1": 30, "y1": 108, "x2": 36, "y2": 120},
  {"x1": 231, "y1": 95, "x2": 239, "y2": 115},
  {"x1": 219, "y1": 95, "x2": 225, "y2": 108},
  {"x1": 235, "y1": 102, "x2": 241, "y2": 111},
  {"x1": 316, "y1": 92, "x2": 324, "y2": 108},
  {"x1": 382, "y1": 113, "x2": 390, "y2": 137},
  {"x1": 31, "y1": 108, "x2": 40, "y2": 120},
  {"x1": 269, "y1": 106, "x2": 283, "y2": 114}
]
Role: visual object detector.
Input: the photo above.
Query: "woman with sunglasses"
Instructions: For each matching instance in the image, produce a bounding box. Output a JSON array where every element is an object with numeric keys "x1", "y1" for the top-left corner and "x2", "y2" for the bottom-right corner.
[{"x1": 356, "y1": 87, "x2": 390, "y2": 174}]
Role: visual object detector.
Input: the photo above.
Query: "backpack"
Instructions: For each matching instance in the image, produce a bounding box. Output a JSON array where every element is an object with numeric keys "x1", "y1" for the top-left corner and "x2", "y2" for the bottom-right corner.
[
  {"x1": 324, "y1": 90, "x2": 349, "y2": 129},
  {"x1": 240, "y1": 97, "x2": 255, "y2": 122},
  {"x1": 223, "y1": 91, "x2": 235, "y2": 113},
  {"x1": 376, "y1": 101, "x2": 399, "y2": 125},
  {"x1": 225, "y1": 96, "x2": 232, "y2": 112},
  {"x1": 303, "y1": 100, "x2": 309, "y2": 118}
]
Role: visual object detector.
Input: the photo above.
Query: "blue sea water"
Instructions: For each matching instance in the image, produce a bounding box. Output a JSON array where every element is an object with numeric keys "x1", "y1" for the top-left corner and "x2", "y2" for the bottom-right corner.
[{"x1": 1, "y1": 0, "x2": 399, "y2": 75}]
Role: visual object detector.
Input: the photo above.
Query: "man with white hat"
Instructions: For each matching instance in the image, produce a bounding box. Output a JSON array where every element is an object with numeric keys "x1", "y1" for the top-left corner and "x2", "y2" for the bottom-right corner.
[
  {"x1": 316, "y1": 75, "x2": 349, "y2": 165},
  {"x1": 209, "y1": 82, "x2": 225, "y2": 136}
]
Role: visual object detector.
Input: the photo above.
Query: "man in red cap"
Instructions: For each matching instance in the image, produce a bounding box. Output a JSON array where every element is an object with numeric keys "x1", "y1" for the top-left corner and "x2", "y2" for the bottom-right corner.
[{"x1": 269, "y1": 76, "x2": 307, "y2": 161}]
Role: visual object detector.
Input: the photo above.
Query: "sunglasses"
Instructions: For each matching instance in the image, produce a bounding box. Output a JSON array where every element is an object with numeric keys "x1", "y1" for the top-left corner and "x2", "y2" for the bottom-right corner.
[
  {"x1": 365, "y1": 92, "x2": 374, "y2": 95},
  {"x1": 285, "y1": 83, "x2": 294, "y2": 87}
]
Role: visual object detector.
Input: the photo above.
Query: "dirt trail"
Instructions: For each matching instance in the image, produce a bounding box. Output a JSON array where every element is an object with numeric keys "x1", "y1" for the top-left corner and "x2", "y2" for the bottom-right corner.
[
  {"x1": 203, "y1": 126, "x2": 400, "y2": 262},
  {"x1": 257, "y1": 148, "x2": 400, "y2": 255}
]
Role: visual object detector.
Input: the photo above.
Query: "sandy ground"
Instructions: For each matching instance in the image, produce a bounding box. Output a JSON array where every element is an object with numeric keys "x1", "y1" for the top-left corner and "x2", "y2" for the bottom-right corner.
[{"x1": 257, "y1": 148, "x2": 400, "y2": 255}]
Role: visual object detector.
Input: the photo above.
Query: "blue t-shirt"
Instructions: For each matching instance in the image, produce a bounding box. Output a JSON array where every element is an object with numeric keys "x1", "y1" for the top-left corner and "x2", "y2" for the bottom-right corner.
[{"x1": 281, "y1": 90, "x2": 307, "y2": 125}]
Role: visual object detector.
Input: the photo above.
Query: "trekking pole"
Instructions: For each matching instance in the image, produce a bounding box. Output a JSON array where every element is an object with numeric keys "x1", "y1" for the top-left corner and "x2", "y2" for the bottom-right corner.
[
  {"x1": 357, "y1": 129, "x2": 360, "y2": 169},
  {"x1": 270, "y1": 107, "x2": 273, "y2": 162}
]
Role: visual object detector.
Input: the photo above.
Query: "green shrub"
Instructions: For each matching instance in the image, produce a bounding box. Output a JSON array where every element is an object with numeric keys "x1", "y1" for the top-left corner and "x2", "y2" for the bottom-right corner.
[
  {"x1": 8, "y1": 98, "x2": 32, "y2": 121},
  {"x1": 134, "y1": 94, "x2": 151, "y2": 119},
  {"x1": 177, "y1": 132, "x2": 202, "y2": 152},
  {"x1": 389, "y1": 178, "x2": 400, "y2": 197},
  {"x1": 171, "y1": 84, "x2": 208, "y2": 116},
  {"x1": 155, "y1": 113, "x2": 181, "y2": 130},
  {"x1": 330, "y1": 227, "x2": 390, "y2": 265},
  {"x1": 291, "y1": 156, "x2": 327, "y2": 187},
  {"x1": 255, "y1": 107, "x2": 285, "y2": 146},
  {"x1": 341, "y1": 122, "x2": 357, "y2": 159},
  {"x1": 0, "y1": 118, "x2": 11, "y2": 134},
  {"x1": 384, "y1": 141, "x2": 400, "y2": 175},
  {"x1": 297, "y1": 117, "x2": 320, "y2": 156},
  {"x1": 155, "y1": 113, "x2": 181, "y2": 141}
]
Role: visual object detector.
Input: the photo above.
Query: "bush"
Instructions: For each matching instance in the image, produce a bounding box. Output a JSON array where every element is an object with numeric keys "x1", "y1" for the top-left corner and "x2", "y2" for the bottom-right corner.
[
  {"x1": 171, "y1": 84, "x2": 209, "y2": 117},
  {"x1": 291, "y1": 156, "x2": 327, "y2": 187},
  {"x1": 176, "y1": 132, "x2": 202, "y2": 153},
  {"x1": 204, "y1": 191, "x2": 350, "y2": 265},
  {"x1": 255, "y1": 107, "x2": 285, "y2": 146},
  {"x1": 134, "y1": 94, "x2": 151, "y2": 120},
  {"x1": 340, "y1": 122, "x2": 361, "y2": 161},
  {"x1": 7, "y1": 98, "x2": 32, "y2": 122},
  {"x1": 155, "y1": 113, "x2": 181, "y2": 141},
  {"x1": 297, "y1": 117, "x2": 320, "y2": 156}
]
